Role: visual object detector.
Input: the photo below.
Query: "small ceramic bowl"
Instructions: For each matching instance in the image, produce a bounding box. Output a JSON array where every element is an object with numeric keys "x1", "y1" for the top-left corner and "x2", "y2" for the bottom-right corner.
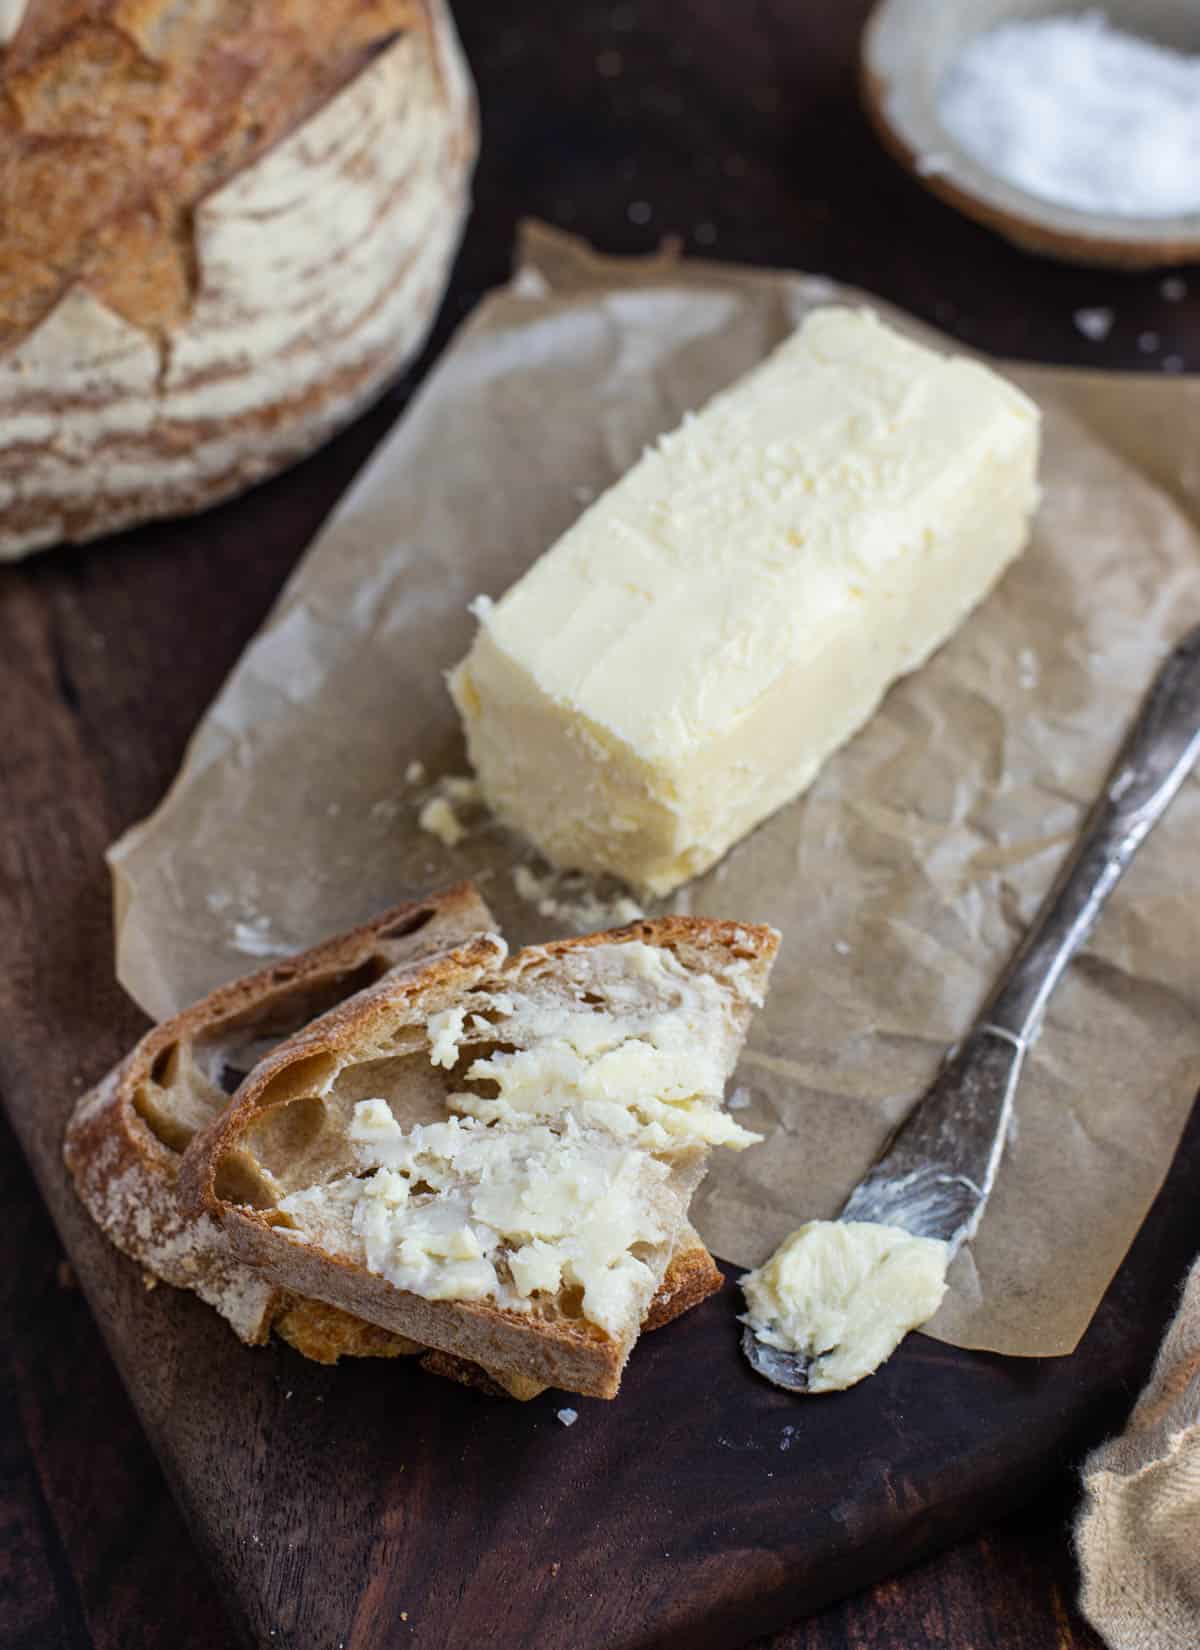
[{"x1": 861, "y1": 0, "x2": 1200, "y2": 270}]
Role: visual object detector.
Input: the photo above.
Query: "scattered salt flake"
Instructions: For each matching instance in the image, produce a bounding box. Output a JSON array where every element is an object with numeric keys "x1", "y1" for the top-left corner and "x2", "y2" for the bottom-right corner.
[
  {"x1": 1162, "y1": 276, "x2": 1188, "y2": 301},
  {"x1": 284, "y1": 1389, "x2": 293, "y2": 1400},
  {"x1": 727, "y1": 1086, "x2": 752, "y2": 1112},
  {"x1": 1138, "y1": 331, "x2": 1160, "y2": 353},
  {"x1": 833, "y1": 940, "x2": 851, "y2": 957},
  {"x1": 231, "y1": 916, "x2": 287, "y2": 958},
  {"x1": 405, "y1": 760, "x2": 426, "y2": 785},
  {"x1": 780, "y1": 1425, "x2": 796, "y2": 1452},
  {"x1": 1074, "y1": 308, "x2": 1113, "y2": 342},
  {"x1": 419, "y1": 796, "x2": 466, "y2": 848},
  {"x1": 468, "y1": 593, "x2": 494, "y2": 622},
  {"x1": 512, "y1": 863, "x2": 643, "y2": 932},
  {"x1": 550, "y1": 1562, "x2": 561, "y2": 1577},
  {"x1": 800, "y1": 274, "x2": 837, "y2": 303},
  {"x1": 444, "y1": 775, "x2": 481, "y2": 804},
  {"x1": 557, "y1": 1407, "x2": 579, "y2": 1427}
]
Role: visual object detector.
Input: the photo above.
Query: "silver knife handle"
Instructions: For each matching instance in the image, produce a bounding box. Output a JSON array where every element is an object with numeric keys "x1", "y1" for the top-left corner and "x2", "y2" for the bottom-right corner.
[{"x1": 985, "y1": 624, "x2": 1200, "y2": 1042}]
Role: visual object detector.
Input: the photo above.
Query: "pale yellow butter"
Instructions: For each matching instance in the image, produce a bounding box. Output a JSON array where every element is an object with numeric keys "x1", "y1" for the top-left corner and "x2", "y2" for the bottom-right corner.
[
  {"x1": 279, "y1": 1103, "x2": 673, "y2": 1336},
  {"x1": 450, "y1": 308, "x2": 1040, "y2": 896},
  {"x1": 740, "y1": 1220, "x2": 950, "y2": 1393}
]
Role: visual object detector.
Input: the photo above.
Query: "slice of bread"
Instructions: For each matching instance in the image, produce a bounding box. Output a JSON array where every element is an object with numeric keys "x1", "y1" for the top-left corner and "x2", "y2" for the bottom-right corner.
[
  {"x1": 64, "y1": 886, "x2": 723, "y2": 1397},
  {"x1": 64, "y1": 884, "x2": 499, "y2": 1343},
  {"x1": 182, "y1": 919, "x2": 778, "y2": 1398}
]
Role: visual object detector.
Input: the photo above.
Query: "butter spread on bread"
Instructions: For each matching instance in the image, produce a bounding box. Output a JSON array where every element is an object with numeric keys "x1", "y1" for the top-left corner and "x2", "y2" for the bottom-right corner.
[
  {"x1": 451, "y1": 308, "x2": 1040, "y2": 896},
  {"x1": 65, "y1": 887, "x2": 724, "y2": 1398},
  {"x1": 183, "y1": 919, "x2": 778, "y2": 1398}
]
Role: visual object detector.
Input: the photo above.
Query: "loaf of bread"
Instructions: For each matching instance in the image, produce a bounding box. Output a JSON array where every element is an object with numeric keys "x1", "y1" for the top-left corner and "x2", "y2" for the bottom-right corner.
[
  {"x1": 182, "y1": 918, "x2": 778, "y2": 1399},
  {"x1": 0, "y1": 0, "x2": 476, "y2": 558}
]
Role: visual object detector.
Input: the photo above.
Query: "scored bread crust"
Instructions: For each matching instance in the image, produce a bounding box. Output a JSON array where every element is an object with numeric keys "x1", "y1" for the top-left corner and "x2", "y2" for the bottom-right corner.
[
  {"x1": 182, "y1": 917, "x2": 779, "y2": 1399},
  {"x1": 64, "y1": 883, "x2": 499, "y2": 1343},
  {"x1": 0, "y1": 0, "x2": 477, "y2": 560}
]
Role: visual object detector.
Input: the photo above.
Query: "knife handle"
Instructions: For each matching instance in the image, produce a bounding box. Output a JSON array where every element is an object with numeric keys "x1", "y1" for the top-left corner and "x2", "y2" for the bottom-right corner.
[{"x1": 984, "y1": 624, "x2": 1200, "y2": 1043}]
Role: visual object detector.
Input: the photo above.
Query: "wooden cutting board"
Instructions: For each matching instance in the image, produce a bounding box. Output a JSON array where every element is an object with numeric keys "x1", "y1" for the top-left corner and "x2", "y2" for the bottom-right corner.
[
  {"x1": 2, "y1": 417, "x2": 1198, "y2": 1650},
  {"x1": 4, "y1": 4, "x2": 1200, "y2": 1645},
  {"x1": 2, "y1": 825, "x2": 1197, "y2": 1650}
]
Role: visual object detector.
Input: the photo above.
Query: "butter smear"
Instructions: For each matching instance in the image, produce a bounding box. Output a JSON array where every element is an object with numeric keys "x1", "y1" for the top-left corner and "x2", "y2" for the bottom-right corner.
[{"x1": 741, "y1": 1221, "x2": 950, "y2": 1393}]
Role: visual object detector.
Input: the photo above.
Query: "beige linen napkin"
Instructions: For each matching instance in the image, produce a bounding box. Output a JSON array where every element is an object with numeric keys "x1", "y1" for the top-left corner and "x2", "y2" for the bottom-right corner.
[{"x1": 1078, "y1": 1258, "x2": 1200, "y2": 1648}]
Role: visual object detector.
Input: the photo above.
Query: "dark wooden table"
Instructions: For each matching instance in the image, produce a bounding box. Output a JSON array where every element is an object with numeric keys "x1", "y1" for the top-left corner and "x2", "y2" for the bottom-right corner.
[{"x1": 5, "y1": 2, "x2": 1196, "y2": 1645}]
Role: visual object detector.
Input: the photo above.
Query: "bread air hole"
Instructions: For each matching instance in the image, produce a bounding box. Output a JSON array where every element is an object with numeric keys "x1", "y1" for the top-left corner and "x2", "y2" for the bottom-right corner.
[
  {"x1": 162, "y1": 956, "x2": 398, "y2": 1103},
  {"x1": 555, "y1": 1285, "x2": 586, "y2": 1321},
  {"x1": 241, "y1": 1095, "x2": 330, "y2": 1184},
  {"x1": 251, "y1": 1052, "x2": 339, "y2": 1110},
  {"x1": 213, "y1": 1152, "x2": 278, "y2": 1210},
  {"x1": 375, "y1": 907, "x2": 435, "y2": 944},
  {"x1": 134, "y1": 1040, "x2": 229, "y2": 1154}
]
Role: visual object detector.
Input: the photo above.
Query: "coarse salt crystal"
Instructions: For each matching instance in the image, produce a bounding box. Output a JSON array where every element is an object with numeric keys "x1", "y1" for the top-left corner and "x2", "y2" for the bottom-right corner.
[
  {"x1": 938, "y1": 15, "x2": 1200, "y2": 220},
  {"x1": 557, "y1": 1407, "x2": 579, "y2": 1427},
  {"x1": 1074, "y1": 308, "x2": 1113, "y2": 343}
]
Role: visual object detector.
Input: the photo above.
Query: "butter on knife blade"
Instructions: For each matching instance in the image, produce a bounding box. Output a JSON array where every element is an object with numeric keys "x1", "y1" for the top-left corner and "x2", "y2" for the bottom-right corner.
[{"x1": 450, "y1": 307, "x2": 1041, "y2": 898}]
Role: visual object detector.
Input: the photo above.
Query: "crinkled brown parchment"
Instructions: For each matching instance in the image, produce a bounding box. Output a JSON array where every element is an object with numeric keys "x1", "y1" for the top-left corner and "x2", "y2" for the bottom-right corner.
[{"x1": 109, "y1": 224, "x2": 1200, "y2": 1357}]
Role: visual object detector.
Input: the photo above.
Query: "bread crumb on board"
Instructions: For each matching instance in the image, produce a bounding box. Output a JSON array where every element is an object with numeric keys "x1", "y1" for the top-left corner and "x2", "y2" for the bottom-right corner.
[
  {"x1": 512, "y1": 863, "x2": 643, "y2": 932},
  {"x1": 418, "y1": 774, "x2": 486, "y2": 847},
  {"x1": 419, "y1": 796, "x2": 467, "y2": 847}
]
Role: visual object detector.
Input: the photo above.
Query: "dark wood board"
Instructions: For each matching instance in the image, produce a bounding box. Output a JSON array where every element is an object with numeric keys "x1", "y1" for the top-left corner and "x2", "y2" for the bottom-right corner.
[{"x1": 3, "y1": 3, "x2": 1198, "y2": 1647}]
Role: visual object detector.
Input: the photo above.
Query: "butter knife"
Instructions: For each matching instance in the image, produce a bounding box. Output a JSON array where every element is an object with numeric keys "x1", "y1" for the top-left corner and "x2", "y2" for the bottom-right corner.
[{"x1": 743, "y1": 621, "x2": 1200, "y2": 1392}]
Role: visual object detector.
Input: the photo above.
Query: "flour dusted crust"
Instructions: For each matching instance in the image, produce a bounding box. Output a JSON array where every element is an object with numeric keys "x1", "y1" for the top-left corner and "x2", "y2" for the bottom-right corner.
[
  {"x1": 0, "y1": 0, "x2": 476, "y2": 559},
  {"x1": 64, "y1": 884, "x2": 497, "y2": 1342},
  {"x1": 183, "y1": 918, "x2": 778, "y2": 1398}
]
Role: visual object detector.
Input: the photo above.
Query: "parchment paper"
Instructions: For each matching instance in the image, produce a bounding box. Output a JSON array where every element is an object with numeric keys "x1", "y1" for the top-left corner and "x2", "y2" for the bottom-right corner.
[{"x1": 109, "y1": 223, "x2": 1200, "y2": 1359}]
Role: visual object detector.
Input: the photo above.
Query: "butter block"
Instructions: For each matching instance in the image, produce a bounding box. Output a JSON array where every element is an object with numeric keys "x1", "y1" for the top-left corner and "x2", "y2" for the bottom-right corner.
[{"x1": 450, "y1": 308, "x2": 1040, "y2": 896}]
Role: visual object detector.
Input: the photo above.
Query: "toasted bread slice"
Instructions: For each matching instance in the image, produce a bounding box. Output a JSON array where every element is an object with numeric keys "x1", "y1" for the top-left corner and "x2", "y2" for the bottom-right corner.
[
  {"x1": 64, "y1": 884, "x2": 498, "y2": 1343},
  {"x1": 183, "y1": 919, "x2": 778, "y2": 1398}
]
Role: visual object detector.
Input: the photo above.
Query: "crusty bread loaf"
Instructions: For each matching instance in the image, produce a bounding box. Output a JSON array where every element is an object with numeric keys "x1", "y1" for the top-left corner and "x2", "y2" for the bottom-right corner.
[
  {"x1": 64, "y1": 885, "x2": 722, "y2": 1396},
  {"x1": 0, "y1": 0, "x2": 476, "y2": 558},
  {"x1": 183, "y1": 918, "x2": 778, "y2": 1398}
]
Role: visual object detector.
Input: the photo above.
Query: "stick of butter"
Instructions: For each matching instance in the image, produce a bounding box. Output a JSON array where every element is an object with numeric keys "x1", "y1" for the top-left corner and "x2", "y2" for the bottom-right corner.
[{"x1": 450, "y1": 308, "x2": 1040, "y2": 897}]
